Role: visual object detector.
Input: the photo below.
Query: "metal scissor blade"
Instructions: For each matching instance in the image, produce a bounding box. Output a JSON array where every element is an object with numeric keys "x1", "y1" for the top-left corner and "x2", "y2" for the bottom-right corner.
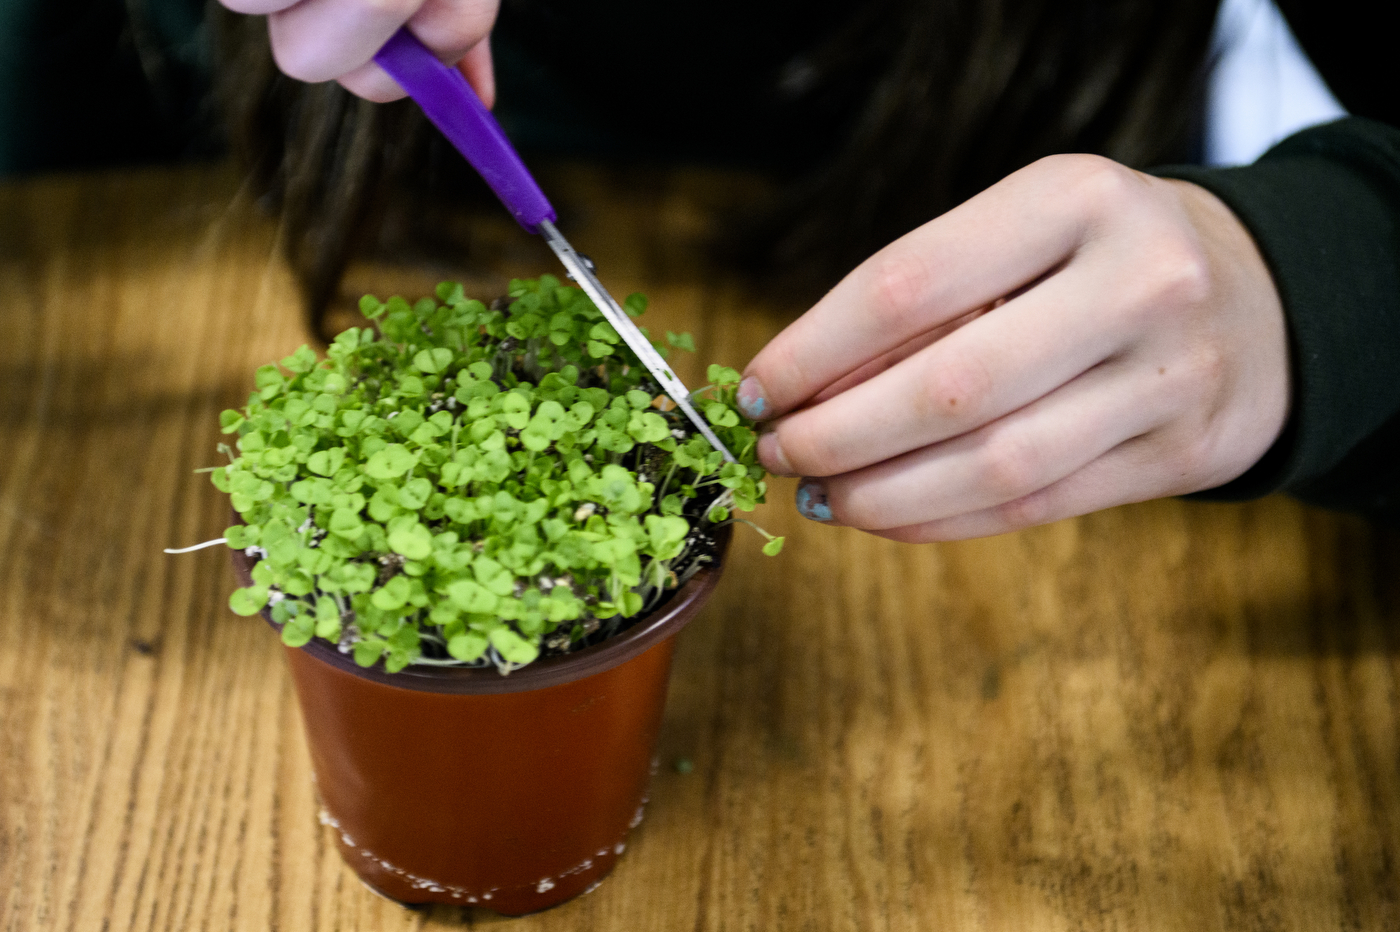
[{"x1": 538, "y1": 220, "x2": 737, "y2": 464}]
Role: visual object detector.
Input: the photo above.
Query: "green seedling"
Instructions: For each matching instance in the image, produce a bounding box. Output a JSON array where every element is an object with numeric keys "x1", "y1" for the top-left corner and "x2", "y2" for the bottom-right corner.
[{"x1": 212, "y1": 277, "x2": 783, "y2": 674}]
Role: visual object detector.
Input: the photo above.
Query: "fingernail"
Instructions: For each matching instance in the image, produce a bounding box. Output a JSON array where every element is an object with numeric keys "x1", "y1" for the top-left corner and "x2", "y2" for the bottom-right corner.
[
  {"x1": 736, "y1": 377, "x2": 769, "y2": 419},
  {"x1": 757, "y1": 431, "x2": 796, "y2": 476},
  {"x1": 795, "y1": 479, "x2": 833, "y2": 522}
]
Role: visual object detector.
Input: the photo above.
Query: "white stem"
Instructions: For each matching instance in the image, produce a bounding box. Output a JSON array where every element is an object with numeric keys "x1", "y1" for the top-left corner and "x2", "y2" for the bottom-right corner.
[{"x1": 163, "y1": 538, "x2": 228, "y2": 554}]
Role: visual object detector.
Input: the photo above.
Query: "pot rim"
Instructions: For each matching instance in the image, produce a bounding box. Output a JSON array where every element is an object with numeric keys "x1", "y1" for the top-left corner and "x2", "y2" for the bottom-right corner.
[{"x1": 230, "y1": 524, "x2": 729, "y2": 694}]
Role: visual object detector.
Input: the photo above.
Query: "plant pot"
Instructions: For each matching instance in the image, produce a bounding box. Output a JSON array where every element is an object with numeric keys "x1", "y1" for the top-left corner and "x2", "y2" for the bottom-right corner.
[{"x1": 231, "y1": 527, "x2": 728, "y2": 915}]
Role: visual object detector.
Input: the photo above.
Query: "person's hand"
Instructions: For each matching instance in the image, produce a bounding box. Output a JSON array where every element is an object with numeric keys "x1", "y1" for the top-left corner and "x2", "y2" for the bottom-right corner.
[
  {"x1": 219, "y1": 0, "x2": 499, "y2": 105},
  {"x1": 737, "y1": 154, "x2": 1290, "y2": 542}
]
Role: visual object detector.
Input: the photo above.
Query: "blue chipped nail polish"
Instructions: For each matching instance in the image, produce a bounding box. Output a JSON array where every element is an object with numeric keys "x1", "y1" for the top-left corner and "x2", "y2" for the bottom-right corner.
[
  {"x1": 796, "y1": 480, "x2": 833, "y2": 522},
  {"x1": 736, "y1": 377, "x2": 768, "y2": 419}
]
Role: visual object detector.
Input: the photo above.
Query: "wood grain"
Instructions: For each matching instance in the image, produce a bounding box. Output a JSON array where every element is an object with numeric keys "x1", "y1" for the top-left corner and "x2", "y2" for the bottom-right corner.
[{"x1": 2, "y1": 163, "x2": 1398, "y2": 931}]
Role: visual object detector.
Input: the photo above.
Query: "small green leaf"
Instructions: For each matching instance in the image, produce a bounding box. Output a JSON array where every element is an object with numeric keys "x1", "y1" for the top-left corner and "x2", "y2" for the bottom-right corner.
[
  {"x1": 387, "y1": 519, "x2": 433, "y2": 561},
  {"x1": 391, "y1": 409, "x2": 425, "y2": 439},
  {"x1": 762, "y1": 536, "x2": 786, "y2": 556},
  {"x1": 447, "y1": 579, "x2": 499, "y2": 613},
  {"x1": 569, "y1": 400, "x2": 596, "y2": 427},
  {"x1": 703, "y1": 402, "x2": 740, "y2": 428},
  {"x1": 619, "y1": 590, "x2": 644, "y2": 617},
  {"x1": 254, "y1": 365, "x2": 284, "y2": 397},
  {"x1": 499, "y1": 393, "x2": 531, "y2": 430},
  {"x1": 365, "y1": 443, "x2": 417, "y2": 480},
  {"x1": 328, "y1": 508, "x2": 363, "y2": 539},
  {"x1": 706, "y1": 364, "x2": 742, "y2": 387},
  {"x1": 359, "y1": 294, "x2": 386, "y2": 318},
  {"x1": 520, "y1": 425, "x2": 551, "y2": 451},
  {"x1": 368, "y1": 485, "x2": 401, "y2": 522},
  {"x1": 281, "y1": 614, "x2": 315, "y2": 647},
  {"x1": 472, "y1": 556, "x2": 516, "y2": 596},
  {"x1": 371, "y1": 575, "x2": 412, "y2": 610},
  {"x1": 448, "y1": 631, "x2": 489, "y2": 662},
  {"x1": 414, "y1": 347, "x2": 454, "y2": 373},
  {"x1": 628, "y1": 410, "x2": 670, "y2": 443},
  {"x1": 385, "y1": 648, "x2": 415, "y2": 674},
  {"x1": 280, "y1": 345, "x2": 318, "y2": 374},
  {"x1": 589, "y1": 321, "x2": 620, "y2": 343},
  {"x1": 219, "y1": 409, "x2": 245, "y2": 434},
  {"x1": 397, "y1": 477, "x2": 433, "y2": 510},
  {"x1": 353, "y1": 639, "x2": 385, "y2": 667},
  {"x1": 229, "y1": 586, "x2": 269, "y2": 616},
  {"x1": 489, "y1": 627, "x2": 539, "y2": 665},
  {"x1": 224, "y1": 524, "x2": 255, "y2": 549},
  {"x1": 307, "y1": 448, "x2": 346, "y2": 476},
  {"x1": 314, "y1": 597, "x2": 342, "y2": 639}
]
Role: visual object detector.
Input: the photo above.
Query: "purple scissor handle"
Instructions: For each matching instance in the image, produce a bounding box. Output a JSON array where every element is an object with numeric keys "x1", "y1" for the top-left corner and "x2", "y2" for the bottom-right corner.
[{"x1": 373, "y1": 29, "x2": 555, "y2": 232}]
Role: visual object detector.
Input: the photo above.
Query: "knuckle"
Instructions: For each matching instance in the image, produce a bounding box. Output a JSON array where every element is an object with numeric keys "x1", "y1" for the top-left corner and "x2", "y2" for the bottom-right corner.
[
  {"x1": 915, "y1": 355, "x2": 992, "y2": 424},
  {"x1": 1138, "y1": 238, "x2": 1213, "y2": 314},
  {"x1": 866, "y1": 250, "x2": 932, "y2": 328},
  {"x1": 1066, "y1": 156, "x2": 1142, "y2": 215},
  {"x1": 1153, "y1": 335, "x2": 1229, "y2": 427},
  {"x1": 1184, "y1": 339, "x2": 1227, "y2": 395},
  {"x1": 977, "y1": 432, "x2": 1043, "y2": 501},
  {"x1": 1030, "y1": 151, "x2": 1105, "y2": 181},
  {"x1": 993, "y1": 489, "x2": 1054, "y2": 531}
]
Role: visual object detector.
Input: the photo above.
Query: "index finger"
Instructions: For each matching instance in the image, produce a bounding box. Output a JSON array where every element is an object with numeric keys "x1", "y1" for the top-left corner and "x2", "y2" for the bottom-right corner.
[{"x1": 738, "y1": 157, "x2": 1099, "y2": 421}]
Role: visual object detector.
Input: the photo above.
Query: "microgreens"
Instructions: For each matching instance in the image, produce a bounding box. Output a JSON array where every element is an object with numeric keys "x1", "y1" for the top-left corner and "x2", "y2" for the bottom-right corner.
[{"x1": 213, "y1": 276, "x2": 782, "y2": 674}]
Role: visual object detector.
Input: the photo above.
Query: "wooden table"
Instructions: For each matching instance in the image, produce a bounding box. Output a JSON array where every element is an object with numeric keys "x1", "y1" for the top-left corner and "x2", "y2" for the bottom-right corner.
[{"x1": 3, "y1": 163, "x2": 1398, "y2": 931}]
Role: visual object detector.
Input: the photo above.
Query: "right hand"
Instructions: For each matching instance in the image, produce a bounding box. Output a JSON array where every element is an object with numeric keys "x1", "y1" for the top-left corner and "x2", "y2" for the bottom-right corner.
[
  {"x1": 736, "y1": 155, "x2": 1291, "y2": 542},
  {"x1": 219, "y1": 0, "x2": 500, "y2": 105}
]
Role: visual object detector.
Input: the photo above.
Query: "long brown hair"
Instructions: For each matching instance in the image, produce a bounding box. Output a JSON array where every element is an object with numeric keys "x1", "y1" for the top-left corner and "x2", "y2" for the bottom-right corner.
[{"x1": 211, "y1": 0, "x2": 1220, "y2": 332}]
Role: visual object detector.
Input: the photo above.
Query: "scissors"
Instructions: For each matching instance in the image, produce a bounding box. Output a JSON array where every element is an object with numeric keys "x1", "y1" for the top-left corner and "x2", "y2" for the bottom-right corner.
[{"x1": 373, "y1": 29, "x2": 736, "y2": 464}]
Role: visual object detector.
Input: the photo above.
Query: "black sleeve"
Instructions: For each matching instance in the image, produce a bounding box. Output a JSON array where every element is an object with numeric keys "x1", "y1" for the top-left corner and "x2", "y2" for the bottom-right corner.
[{"x1": 1152, "y1": 117, "x2": 1400, "y2": 521}]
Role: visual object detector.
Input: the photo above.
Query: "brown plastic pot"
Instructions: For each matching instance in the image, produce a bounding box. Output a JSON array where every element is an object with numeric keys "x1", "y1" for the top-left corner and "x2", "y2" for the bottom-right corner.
[{"x1": 231, "y1": 527, "x2": 727, "y2": 915}]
